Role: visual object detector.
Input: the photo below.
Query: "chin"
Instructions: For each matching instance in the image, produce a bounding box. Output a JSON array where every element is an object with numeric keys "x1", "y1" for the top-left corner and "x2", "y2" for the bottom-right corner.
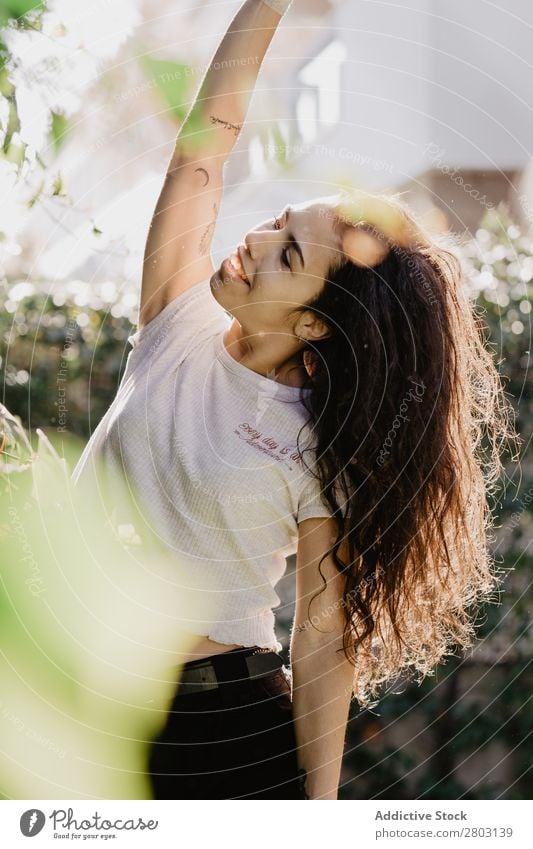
[
  {"x1": 209, "y1": 271, "x2": 225, "y2": 301},
  {"x1": 210, "y1": 271, "x2": 243, "y2": 311}
]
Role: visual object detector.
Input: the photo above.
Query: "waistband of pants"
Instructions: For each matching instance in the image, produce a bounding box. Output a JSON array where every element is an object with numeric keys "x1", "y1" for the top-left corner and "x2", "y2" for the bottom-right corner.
[{"x1": 178, "y1": 645, "x2": 284, "y2": 695}]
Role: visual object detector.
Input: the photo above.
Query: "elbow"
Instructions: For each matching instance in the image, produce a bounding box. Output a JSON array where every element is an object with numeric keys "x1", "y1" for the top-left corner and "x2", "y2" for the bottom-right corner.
[{"x1": 290, "y1": 622, "x2": 347, "y2": 660}]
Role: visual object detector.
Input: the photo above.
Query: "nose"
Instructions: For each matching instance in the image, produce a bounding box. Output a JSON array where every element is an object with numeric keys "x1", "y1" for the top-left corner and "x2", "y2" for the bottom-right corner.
[
  {"x1": 244, "y1": 219, "x2": 282, "y2": 262},
  {"x1": 243, "y1": 233, "x2": 255, "y2": 261}
]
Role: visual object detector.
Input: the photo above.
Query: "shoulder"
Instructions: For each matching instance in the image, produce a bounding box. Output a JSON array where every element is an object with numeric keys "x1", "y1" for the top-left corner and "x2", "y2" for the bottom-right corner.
[{"x1": 127, "y1": 277, "x2": 228, "y2": 355}]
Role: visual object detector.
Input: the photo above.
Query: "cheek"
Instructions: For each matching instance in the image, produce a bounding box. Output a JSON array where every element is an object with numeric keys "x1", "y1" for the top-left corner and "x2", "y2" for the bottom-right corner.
[
  {"x1": 297, "y1": 272, "x2": 324, "y2": 305},
  {"x1": 250, "y1": 285, "x2": 293, "y2": 325},
  {"x1": 253, "y1": 270, "x2": 285, "y2": 299}
]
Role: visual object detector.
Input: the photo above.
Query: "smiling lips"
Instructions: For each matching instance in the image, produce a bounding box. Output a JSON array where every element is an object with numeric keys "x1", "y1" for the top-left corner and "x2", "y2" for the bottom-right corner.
[{"x1": 224, "y1": 248, "x2": 250, "y2": 286}]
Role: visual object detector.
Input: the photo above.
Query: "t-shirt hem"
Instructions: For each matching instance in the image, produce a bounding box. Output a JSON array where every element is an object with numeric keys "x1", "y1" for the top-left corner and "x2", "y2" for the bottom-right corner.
[{"x1": 181, "y1": 617, "x2": 283, "y2": 654}]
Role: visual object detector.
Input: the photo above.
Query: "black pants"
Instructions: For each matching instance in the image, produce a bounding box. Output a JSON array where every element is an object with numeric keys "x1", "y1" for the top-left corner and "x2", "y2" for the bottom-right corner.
[{"x1": 147, "y1": 646, "x2": 308, "y2": 800}]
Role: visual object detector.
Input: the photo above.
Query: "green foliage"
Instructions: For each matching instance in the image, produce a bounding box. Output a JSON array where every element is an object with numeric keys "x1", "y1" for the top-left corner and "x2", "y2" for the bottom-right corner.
[
  {"x1": 0, "y1": 0, "x2": 43, "y2": 27},
  {"x1": 49, "y1": 110, "x2": 70, "y2": 152},
  {"x1": 462, "y1": 204, "x2": 532, "y2": 560},
  {"x1": 0, "y1": 2, "x2": 139, "y2": 253},
  {"x1": 262, "y1": 120, "x2": 291, "y2": 170},
  {"x1": 0, "y1": 403, "x2": 213, "y2": 798},
  {"x1": 1, "y1": 288, "x2": 133, "y2": 441},
  {"x1": 0, "y1": 5, "x2": 45, "y2": 173},
  {"x1": 463, "y1": 205, "x2": 532, "y2": 426},
  {"x1": 139, "y1": 54, "x2": 193, "y2": 123},
  {"x1": 0, "y1": 2, "x2": 45, "y2": 169}
]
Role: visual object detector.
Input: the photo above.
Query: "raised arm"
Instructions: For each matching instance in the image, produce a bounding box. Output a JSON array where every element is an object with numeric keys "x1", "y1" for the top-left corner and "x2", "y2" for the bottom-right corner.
[
  {"x1": 291, "y1": 517, "x2": 355, "y2": 800},
  {"x1": 139, "y1": 0, "x2": 289, "y2": 329}
]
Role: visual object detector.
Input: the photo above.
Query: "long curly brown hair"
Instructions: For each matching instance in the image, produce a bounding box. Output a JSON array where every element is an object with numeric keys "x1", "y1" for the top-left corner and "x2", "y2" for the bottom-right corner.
[{"x1": 295, "y1": 191, "x2": 517, "y2": 707}]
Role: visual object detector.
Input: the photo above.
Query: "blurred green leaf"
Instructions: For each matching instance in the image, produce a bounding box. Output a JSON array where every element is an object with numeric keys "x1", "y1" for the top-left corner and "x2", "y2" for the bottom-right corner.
[
  {"x1": 49, "y1": 111, "x2": 70, "y2": 153},
  {"x1": 0, "y1": 406, "x2": 220, "y2": 798},
  {"x1": 0, "y1": 0, "x2": 44, "y2": 27},
  {"x1": 270, "y1": 121, "x2": 289, "y2": 168},
  {"x1": 139, "y1": 55, "x2": 192, "y2": 124},
  {"x1": 51, "y1": 171, "x2": 65, "y2": 196},
  {"x1": 2, "y1": 94, "x2": 19, "y2": 153}
]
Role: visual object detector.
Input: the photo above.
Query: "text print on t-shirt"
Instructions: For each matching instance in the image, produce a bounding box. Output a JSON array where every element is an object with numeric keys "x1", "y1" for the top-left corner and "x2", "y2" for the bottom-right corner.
[{"x1": 234, "y1": 422, "x2": 303, "y2": 470}]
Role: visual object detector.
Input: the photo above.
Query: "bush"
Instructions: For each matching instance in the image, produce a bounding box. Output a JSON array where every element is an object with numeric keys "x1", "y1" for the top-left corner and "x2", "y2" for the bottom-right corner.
[{"x1": 1, "y1": 288, "x2": 134, "y2": 446}]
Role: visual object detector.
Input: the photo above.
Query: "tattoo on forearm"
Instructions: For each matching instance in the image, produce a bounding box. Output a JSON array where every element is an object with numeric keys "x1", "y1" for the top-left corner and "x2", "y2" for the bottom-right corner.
[
  {"x1": 210, "y1": 115, "x2": 242, "y2": 136},
  {"x1": 293, "y1": 620, "x2": 311, "y2": 633},
  {"x1": 194, "y1": 167, "x2": 210, "y2": 187},
  {"x1": 199, "y1": 201, "x2": 218, "y2": 256}
]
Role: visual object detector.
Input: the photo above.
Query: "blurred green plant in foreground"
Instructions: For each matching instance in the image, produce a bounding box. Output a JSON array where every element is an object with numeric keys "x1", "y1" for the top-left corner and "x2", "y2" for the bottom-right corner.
[{"x1": 0, "y1": 403, "x2": 219, "y2": 799}]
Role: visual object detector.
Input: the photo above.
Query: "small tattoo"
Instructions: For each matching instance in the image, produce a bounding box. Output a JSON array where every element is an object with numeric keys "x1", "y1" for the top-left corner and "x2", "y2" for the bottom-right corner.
[
  {"x1": 293, "y1": 621, "x2": 311, "y2": 633},
  {"x1": 194, "y1": 167, "x2": 209, "y2": 187},
  {"x1": 199, "y1": 201, "x2": 218, "y2": 255},
  {"x1": 210, "y1": 115, "x2": 242, "y2": 136}
]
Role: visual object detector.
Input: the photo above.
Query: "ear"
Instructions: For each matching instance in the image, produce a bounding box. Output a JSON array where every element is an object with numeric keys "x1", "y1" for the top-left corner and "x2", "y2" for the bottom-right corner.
[{"x1": 294, "y1": 310, "x2": 331, "y2": 343}]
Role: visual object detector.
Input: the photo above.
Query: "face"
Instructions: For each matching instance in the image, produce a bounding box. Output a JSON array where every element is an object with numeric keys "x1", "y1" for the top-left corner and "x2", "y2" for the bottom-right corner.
[{"x1": 210, "y1": 197, "x2": 344, "y2": 343}]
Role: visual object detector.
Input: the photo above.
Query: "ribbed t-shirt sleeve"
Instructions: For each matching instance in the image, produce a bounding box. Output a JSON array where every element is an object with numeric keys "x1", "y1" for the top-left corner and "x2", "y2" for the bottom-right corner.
[
  {"x1": 296, "y1": 468, "x2": 352, "y2": 524},
  {"x1": 296, "y1": 472, "x2": 334, "y2": 523},
  {"x1": 126, "y1": 278, "x2": 227, "y2": 365}
]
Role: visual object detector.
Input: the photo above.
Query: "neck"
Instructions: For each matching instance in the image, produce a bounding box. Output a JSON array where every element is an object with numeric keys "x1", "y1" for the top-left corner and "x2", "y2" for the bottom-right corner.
[{"x1": 223, "y1": 319, "x2": 308, "y2": 387}]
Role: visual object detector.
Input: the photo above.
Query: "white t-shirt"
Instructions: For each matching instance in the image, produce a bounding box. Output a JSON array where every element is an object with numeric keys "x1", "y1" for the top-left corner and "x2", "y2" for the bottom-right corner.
[{"x1": 71, "y1": 277, "x2": 333, "y2": 651}]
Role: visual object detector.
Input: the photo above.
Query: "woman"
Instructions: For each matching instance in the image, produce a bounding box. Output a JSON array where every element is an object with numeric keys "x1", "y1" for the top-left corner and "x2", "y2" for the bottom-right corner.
[{"x1": 72, "y1": 0, "x2": 513, "y2": 800}]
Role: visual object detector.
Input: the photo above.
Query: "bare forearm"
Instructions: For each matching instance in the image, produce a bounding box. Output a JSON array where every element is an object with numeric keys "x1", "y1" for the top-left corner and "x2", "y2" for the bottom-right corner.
[
  {"x1": 290, "y1": 635, "x2": 354, "y2": 800},
  {"x1": 173, "y1": 0, "x2": 284, "y2": 164}
]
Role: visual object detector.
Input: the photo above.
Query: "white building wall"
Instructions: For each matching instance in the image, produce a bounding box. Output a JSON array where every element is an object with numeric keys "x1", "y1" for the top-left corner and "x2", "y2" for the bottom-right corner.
[
  {"x1": 430, "y1": 0, "x2": 533, "y2": 170},
  {"x1": 327, "y1": 0, "x2": 434, "y2": 186}
]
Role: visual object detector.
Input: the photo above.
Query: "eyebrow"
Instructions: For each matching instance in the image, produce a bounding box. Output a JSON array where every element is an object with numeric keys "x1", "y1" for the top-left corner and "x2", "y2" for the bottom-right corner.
[{"x1": 284, "y1": 205, "x2": 305, "y2": 270}]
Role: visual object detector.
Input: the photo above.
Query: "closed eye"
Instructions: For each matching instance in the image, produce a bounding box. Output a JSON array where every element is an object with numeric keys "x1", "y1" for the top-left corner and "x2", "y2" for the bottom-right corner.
[{"x1": 272, "y1": 215, "x2": 292, "y2": 271}]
